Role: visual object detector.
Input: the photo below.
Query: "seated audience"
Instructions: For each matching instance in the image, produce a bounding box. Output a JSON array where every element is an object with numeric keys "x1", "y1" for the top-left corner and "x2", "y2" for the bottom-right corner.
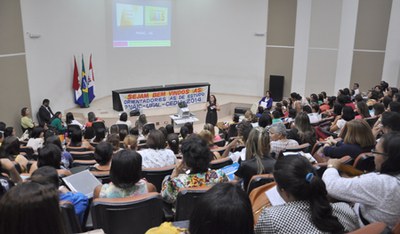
[
  {"x1": 269, "y1": 123, "x2": 299, "y2": 156},
  {"x1": 20, "y1": 107, "x2": 35, "y2": 132},
  {"x1": 0, "y1": 136, "x2": 29, "y2": 173},
  {"x1": 94, "y1": 150, "x2": 156, "y2": 198},
  {"x1": 123, "y1": 134, "x2": 137, "y2": 150},
  {"x1": 30, "y1": 144, "x2": 71, "y2": 176},
  {"x1": 109, "y1": 124, "x2": 119, "y2": 135},
  {"x1": 116, "y1": 112, "x2": 132, "y2": 128},
  {"x1": 189, "y1": 183, "x2": 254, "y2": 234},
  {"x1": 65, "y1": 112, "x2": 84, "y2": 129},
  {"x1": 85, "y1": 112, "x2": 104, "y2": 129},
  {"x1": 67, "y1": 128, "x2": 94, "y2": 151},
  {"x1": 329, "y1": 106, "x2": 355, "y2": 135},
  {"x1": 91, "y1": 127, "x2": 106, "y2": 143},
  {"x1": 199, "y1": 130, "x2": 221, "y2": 159},
  {"x1": 179, "y1": 126, "x2": 189, "y2": 140},
  {"x1": 50, "y1": 111, "x2": 66, "y2": 134},
  {"x1": 255, "y1": 155, "x2": 359, "y2": 233},
  {"x1": 287, "y1": 112, "x2": 316, "y2": 146},
  {"x1": 165, "y1": 124, "x2": 175, "y2": 135},
  {"x1": 4, "y1": 127, "x2": 15, "y2": 138},
  {"x1": 161, "y1": 135, "x2": 228, "y2": 204},
  {"x1": 323, "y1": 132, "x2": 400, "y2": 229},
  {"x1": 0, "y1": 182, "x2": 66, "y2": 234},
  {"x1": 203, "y1": 123, "x2": 222, "y2": 142},
  {"x1": 389, "y1": 101, "x2": 400, "y2": 113},
  {"x1": 38, "y1": 98, "x2": 54, "y2": 126},
  {"x1": 234, "y1": 128, "x2": 276, "y2": 189},
  {"x1": 355, "y1": 101, "x2": 370, "y2": 119},
  {"x1": 166, "y1": 133, "x2": 180, "y2": 156},
  {"x1": 372, "y1": 103, "x2": 385, "y2": 116},
  {"x1": 30, "y1": 166, "x2": 88, "y2": 223},
  {"x1": 90, "y1": 142, "x2": 113, "y2": 172},
  {"x1": 26, "y1": 126, "x2": 44, "y2": 153},
  {"x1": 322, "y1": 119, "x2": 375, "y2": 159},
  {"x1": 258, "y1": 112, "x2": 272, "y2": 128},
  {"x1": 372, "y1": 111, "x2": 400, "y2": 139},
  {"x1": 135, "y1": 114, "x2": 148, "y2": 132},
  {"x1": 107, "y1": 133, "x2": 121, "y2": 152},
  {"x1": 138, "y1": 130, "x2": 176, "y2": 168},
  {"x1": 45, "y1": 135, "x2": 73, "y2": 169}
]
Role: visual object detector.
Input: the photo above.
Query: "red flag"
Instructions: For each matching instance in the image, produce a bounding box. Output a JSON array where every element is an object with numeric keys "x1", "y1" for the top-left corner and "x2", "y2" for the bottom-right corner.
[{"x1": 73, "y1": 56, "x2": 83, "y2": 106}]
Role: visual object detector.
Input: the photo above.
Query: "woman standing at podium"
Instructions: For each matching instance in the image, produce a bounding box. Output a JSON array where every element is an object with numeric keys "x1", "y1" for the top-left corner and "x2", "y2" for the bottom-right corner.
[{"x1": 205, "y1": 95, "x2": 220, "y2": 126}]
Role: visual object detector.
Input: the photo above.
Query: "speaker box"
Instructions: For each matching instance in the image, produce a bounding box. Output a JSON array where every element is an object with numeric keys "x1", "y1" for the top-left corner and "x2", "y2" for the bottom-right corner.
[
  {"x1": 269, "y1": 75, "x2": 284, "y2": 102},
  {"x1": 234, "y1": 107, "x2": 249, "y2": 115}
]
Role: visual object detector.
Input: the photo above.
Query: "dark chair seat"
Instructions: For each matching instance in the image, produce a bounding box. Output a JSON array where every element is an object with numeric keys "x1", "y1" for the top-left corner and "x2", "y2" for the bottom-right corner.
[
  {"x1": 175, "y1": 186, "x2": 211, "y2": 221},
  {"x1": 60, "y1": 202, "x2": 82, "y2": 234},
  {"x1": 91, "y1": 192, "x2": 164, "y2": 234},
  {"x1": 209, "y1": 157, "x2": 233, "y2": 170},
  {"x1": 70, "y1": 151, "x2": 95, "y2": 161},
  {"x1": 247, "y1": 174, "x2": 275, "y2": 194},
  {"x1": 142, "y1": 164, "x2": 175, "y2": 192}
]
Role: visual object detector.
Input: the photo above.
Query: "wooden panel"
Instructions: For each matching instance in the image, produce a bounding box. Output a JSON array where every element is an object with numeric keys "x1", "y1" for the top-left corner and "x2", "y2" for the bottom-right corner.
[
  {"x1": 0, "y1": 0, "x2": 25, "y2": 54},
  {"x1": 354, "y1": 0, "x2": 392, "y2": 50},
  {"x1": 267, "y1": 0, "x2": 297, "y2": 46}
]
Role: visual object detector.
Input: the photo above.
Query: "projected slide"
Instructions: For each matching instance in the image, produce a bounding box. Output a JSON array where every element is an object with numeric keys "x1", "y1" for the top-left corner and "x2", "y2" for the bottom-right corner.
[{"x1": 113, "y1": 0, "x2": 171, "y2": 47}]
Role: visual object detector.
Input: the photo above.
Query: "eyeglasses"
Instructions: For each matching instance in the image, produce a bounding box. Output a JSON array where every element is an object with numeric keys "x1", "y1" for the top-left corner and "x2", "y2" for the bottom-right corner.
[{"x1": 371, "y1": 149, "x2": 387, "y2": 156}]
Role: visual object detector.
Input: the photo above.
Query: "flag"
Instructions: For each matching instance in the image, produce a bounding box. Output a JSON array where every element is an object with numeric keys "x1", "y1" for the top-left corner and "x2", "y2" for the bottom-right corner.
[
  {"x1": 88, "y1": 54, "x2": 95, "y2": 103},
  {"x1": 81, "y1": 55, "x2": 89, "y2": 108},
  {"x1": 72, "y1": 56, "x2": 83, "y2": 106}
]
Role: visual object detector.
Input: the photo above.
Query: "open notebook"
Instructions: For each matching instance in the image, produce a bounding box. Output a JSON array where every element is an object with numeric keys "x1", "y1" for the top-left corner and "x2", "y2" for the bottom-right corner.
[{"x1": 62, "y1": 170, "x2": 101, "y2": 198}]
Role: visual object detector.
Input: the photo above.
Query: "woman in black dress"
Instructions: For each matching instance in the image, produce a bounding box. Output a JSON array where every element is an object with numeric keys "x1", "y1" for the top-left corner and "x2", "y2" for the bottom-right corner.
[{"x1": 205, "y1": 95, "x2": 220, "y2": 126}]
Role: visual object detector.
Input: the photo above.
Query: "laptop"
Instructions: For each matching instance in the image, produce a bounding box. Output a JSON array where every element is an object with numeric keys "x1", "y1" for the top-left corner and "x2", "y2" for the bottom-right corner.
[{"x1": 62, "y1": 170, "x2": 101, "y2": 198}]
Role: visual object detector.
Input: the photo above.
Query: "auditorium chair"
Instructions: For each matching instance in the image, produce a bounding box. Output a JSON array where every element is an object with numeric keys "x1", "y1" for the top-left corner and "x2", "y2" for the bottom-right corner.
[
  {"x1": 66, "y1": 146, "x2": 90, "y2": 152},
  {"x1": 60, "y1": 202, "x2": 82, "y2": 234},
  {"x1": 175, "y1": 186, "x2": 211, "y2": 221},
  {"x1": 214, "y1": 139, "x2": 226, "y2": 147},
  {"x1": 348, "y1": 222, "x2": 388, "y2": 234},
  {"x1": 249, "y1": 181, "x2": 277, "y2": 224},
  {"x1": 365, "y1": 116, "x2": 379, "y2": 128},
  {"x1": 70, "y1": 151, "x2": 95, "y2": 161},
  {"x1": 91, "y1": 192, "x2": 164, "y2": 234},
  {"x1": 247, "y1": 174, "x2": 274, "y2": 194},
  {"x1": 209, "y1": 157, "x2": 233, "y2": 170},
  {"x1": 284, "y1": 143, "x2": 311, "y2": 153},
  {"x1": 353, "y1": 153, "x2": 375, "y2": 173},
  {"x1": 142, "y1": 164, "x2": 175, "y2": 192},
  {"x1": 117, "y1": 124, "x2": 129, "y2": 133}
]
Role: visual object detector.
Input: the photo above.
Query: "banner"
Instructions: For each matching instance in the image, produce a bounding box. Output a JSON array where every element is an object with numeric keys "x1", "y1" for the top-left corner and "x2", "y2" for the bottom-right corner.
[{"x1": 119, "y1": 86, "x2": 209, "y2": 111}]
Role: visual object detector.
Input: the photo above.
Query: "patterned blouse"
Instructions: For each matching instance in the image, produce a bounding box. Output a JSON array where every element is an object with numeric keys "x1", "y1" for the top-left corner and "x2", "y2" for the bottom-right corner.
[
  {"x1": 161, "y1": 169, "x2": 228, "y2": 204},
  {"x1": 255, "y1": 200, "x2": 359, "y2": 234},
  {"x1": 138, "y1": 148, "x2": 177, "y2": 169},
  {"x1": 99, "y1": 179, "x2": 148, "y2": 198}
]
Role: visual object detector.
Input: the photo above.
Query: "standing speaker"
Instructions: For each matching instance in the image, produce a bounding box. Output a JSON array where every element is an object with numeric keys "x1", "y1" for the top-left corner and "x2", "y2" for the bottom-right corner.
[{"x1": 269, "y1": 75, "x2": 284, "y2": 102}]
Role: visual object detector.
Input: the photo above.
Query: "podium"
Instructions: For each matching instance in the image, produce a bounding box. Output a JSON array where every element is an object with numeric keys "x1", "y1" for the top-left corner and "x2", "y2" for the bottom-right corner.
[{"x1": 170, "y1": 114, "x2": 199, "y2": 127}]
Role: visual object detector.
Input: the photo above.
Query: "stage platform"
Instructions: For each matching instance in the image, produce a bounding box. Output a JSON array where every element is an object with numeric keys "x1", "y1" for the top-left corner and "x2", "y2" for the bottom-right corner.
[{"x1": 65, "y1": 93, "x2": 260, "y2": 132}]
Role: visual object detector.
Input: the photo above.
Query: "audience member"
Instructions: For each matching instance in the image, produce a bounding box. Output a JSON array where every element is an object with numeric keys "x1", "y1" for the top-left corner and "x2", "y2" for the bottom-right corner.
[
  {"x1": 255, "y1": 155, "x2": 359, "y2": 233},
  {"x1": 322, "y1": 119, "x2": 375, "y2": 159},
  {"x1": 45, "y1": 135, "x2": 73, "y2": 169},
  {"x1": 323, "y1": 132, "x2": 400, "y2": 228},
  {"x1": 26, "y1": 126, "x2": 44, "y2": 153},
  {"x1": 0, "y1": 136, "x2": 29, "y2": 173},
  {"x1": 0, "y1": 182, "x2": 66, "y2": 234},
  {"x1": 123, "y1": 134, "x2": 137, "y2": 150},
  {"x1": 67, "y1": 128, "x2": 94, "y2": 151},
  {"x1": 269, "y1": 123, "x2": 299, "y2": 156},
  {"x1": 355, "y1": 101, "x2": 370, "y2": 119},
  {"x1": 38, "y1": 98, "x2": 54, "y2": 126},
  {"x1": 330, "y1": 106, "x2": 355, "y2": 135},
  {"x1": 287, "y1": 112, "x2": 316, "y2": 146},
  {"x1": 30, "y1": 166, "x2": 88, "y2": 223},
  {"x1": 139, "y1": 130, "x2": 176, "y2": 168},
  {"x1": 116, "y1": 112, "x2": 132, "y2": 128},
  {"x1": 50, "y1": 111, "x2": 66, "y2": 134},
  {"x1": 90, "y1": 142, "x2": 113, "y2": 172},
  {"x1": 65, "y1": 112, "x2": 84, "y2": 129},
  {"x1": 234, "y1": 128, "x2": 275, "y2": 189},
  {"x1": 161, "y1": 135, "x2": 228, "y2": 204},
  {"x1": 20, "y1": 107, "x2": 35, "y2": 132},
  {"x1": 94, "y1": 150, "x2": 156, "y2": 198},
  {"x1": 107, "y1": 133, "x2": 121, "y2": 152},
  {"x1": 189, "y1": 183, "x2": 254, "y2": 234}
]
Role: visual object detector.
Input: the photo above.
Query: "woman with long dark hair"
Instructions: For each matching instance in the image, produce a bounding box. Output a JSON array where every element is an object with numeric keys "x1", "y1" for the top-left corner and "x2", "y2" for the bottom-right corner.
[
  {"x1": 255, "y1": 155, "x2": 359, "y2": 233},
  {"x1": 323, "y1": 132, "x2": 400, "y2": 229},
  {"x1": 287, "y1": 112, "x2": 316, "y2": 146},
  {"x1": 205, "y1": 95, "x2": 220, "y2": 126}
]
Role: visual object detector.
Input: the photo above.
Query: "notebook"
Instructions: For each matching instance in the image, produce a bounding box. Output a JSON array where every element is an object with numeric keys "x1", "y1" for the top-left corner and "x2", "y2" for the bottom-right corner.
[{"x1": 62, "y1": 170, "x2": 101, "y2": 198}]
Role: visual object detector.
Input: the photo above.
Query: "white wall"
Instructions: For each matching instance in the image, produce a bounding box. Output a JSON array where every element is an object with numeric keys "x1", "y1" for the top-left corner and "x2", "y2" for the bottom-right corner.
[{"x1": 20, "y1": 0, "x2": 268, "y2": 113}]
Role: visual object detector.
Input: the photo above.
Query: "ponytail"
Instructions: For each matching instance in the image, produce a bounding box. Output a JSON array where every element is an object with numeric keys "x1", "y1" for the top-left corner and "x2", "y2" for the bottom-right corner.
[
  {"x1": 307, "y1": 174, "x2": 344, "y2": 233},
  {"x1": 274, "y1": 156, "x2": 344, "y2": 233}
]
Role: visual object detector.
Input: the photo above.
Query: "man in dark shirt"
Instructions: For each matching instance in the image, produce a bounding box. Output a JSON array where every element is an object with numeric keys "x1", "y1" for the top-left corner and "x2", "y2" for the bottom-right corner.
[{"x1": 38, "y1": 99, "x2": 54, "y2": 126}]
